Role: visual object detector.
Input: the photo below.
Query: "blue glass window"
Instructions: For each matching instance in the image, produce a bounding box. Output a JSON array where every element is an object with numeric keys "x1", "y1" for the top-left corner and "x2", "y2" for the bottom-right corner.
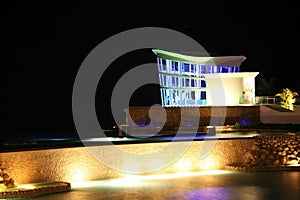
[
  {"x1": 171, "y1": 61, "x2": 179, "y2": 72},
  {"x1": 171, "y1": 76, "x2": 176, "y2": 87},
  {"x1": 184, "y1": 63, "x2": 190, "y2": 72},
  {"x1": 191, "y1": 80, "x2": 195, "y2": 87},
  {"x1": 201, "y1": 80, "x2": 206, "y2": 88},
  {"x1": 185, "y1": 78, "x2": 190, "y2": 87},
  {"x1": 190, "y1": 64, "x2": 195, "y2": 73},
  {"x1": 201, "y1": 91, "x2": 206, "y2": 100}
]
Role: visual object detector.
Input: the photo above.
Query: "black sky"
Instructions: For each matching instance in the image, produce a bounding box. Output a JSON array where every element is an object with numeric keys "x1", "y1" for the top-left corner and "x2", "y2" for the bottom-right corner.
[{"x1": 4, "y1": 2, "x2": 299, "y2": 135}]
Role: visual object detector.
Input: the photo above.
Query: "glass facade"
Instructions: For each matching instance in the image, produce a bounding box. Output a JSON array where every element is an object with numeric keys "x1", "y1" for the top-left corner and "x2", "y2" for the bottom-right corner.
[{"x1": 156, "y1": 57, "x2": 241, "y2": 107}]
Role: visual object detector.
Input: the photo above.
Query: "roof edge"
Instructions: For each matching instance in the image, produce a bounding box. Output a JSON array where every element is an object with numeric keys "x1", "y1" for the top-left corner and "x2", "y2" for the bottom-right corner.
[{"x1": 152, "y1": 49, "x2": 246, "y2": 66}]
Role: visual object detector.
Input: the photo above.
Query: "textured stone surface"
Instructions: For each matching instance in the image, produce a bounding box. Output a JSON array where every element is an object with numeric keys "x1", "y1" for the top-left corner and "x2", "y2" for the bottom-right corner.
[
  {"x1": 0, "y1": 139, "x2": 253, "y2": 184},
  {"x1": 2, "y1": 135, "x2": 298, "y2": 184},
  {"x1": 124, "y1": 106, "x2": 260, "y2": 131},
  {"x1": 244, "y1": 135, "x2": 300, "y2": 166},
  {"x1": 0, "y1": 181, "x2": 71, "y2": 199}
]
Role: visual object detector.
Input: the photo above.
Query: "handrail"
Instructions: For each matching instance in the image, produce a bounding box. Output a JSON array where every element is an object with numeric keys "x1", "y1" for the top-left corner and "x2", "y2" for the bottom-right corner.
[{"x1": 255, "y1": 96, "x2": 279, "y2": 105}]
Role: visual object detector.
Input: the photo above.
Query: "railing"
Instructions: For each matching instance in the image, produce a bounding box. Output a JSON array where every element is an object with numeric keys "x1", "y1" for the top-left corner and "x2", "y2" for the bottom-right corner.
[{"x1": 255, "y1": 96, "x2": 279, "y2": 105}]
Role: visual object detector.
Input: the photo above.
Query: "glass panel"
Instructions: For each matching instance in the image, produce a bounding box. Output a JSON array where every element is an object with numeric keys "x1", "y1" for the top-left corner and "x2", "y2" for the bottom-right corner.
[
  {"x1": 171, "y1": 90, "x2": 177, "y2": 104},
  {"x1": 222, "y1": 67, "x2": 228, "y2": 73},
  {"x1": 172, "y1": 61, "x2": 178, "y2": 74},
  {"x1": 181, "y1": 78, "x2": 185, "y2": 87},
  {"x1": 228, "y1": 67, "x2": 232, "y2": 73},
  {"x1": 159, "y1": 74, "x2": 162, "y2": 86},
  {"x1": 185, "y1": 78, "x2": 190, "y2": 87},
  {"x1": 191, "y1": 64, "x2": 195, "y2": 74},
  {"x1": 191, "y1": 79, "x2": 195, "y2": 87},
  {"x1": 171, "y1": 76, "x2": 176, "y2": 87},
  {"x1": 184, "y1": 63, "x2": 190, "y2": 73},
  {"x1": 206, "y1": 66, "x2": 212, "y2": 73},
  {"x1": 201, "y1": 91, "x2": 206, "y2": 100},
  {"x1": 162, "y1": 59, "x2": 166, "y2": 72},
  {"x1": 163, "y1": 75, "x2": 166, "y2": 86},
  {"x1": 191, "y1": 91, "x2": 195, "y2": 100},
  {"x1": 201, "y1": 65, "x2": 205, "y2": 74},
  {"x1": 201, "y1": 80, "x2": 206, "y2": 88}
]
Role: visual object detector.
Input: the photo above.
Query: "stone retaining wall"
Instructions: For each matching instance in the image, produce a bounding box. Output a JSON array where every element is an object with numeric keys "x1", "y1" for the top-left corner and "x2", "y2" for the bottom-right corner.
[
  {"x1": 125, "y1": 106, "x2": 260, "y2": 131},
  {"x1": 1, "y1": 135, "x2": 299, "y2": 185},
  {"x1": 243, "y1": 135, "x2": 300, "y2": 166},
  {"x1": 0, "y1": 139, "x2": 253, "y2": 185}
]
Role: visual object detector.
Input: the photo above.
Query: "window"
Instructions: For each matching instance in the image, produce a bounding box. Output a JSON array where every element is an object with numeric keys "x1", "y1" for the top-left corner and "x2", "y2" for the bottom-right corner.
[
  {"x1": 181, "y1": 78, "x2": 184, "y2": 87},
  {"x1": 191, "y1": 79, "x2": 195, "y2": 87},
  {"x1": 162, "y1": 75, "x2": 166, "y2": 86},
  {"x1": 191, "y1": 91, "x2": 195, "y2": 100},
  {"x1": 190, "y1": 64, "x2": 195, "y2": 74},
  {"x1": 184, "y1": 63, "x2": 190, "y2": 73},
  {"x1": 221, "y1": 67, "x2": 228, "y2": 73},
  {"x1": 171, "y1": 76, "x2": 176, "y2": 87},
  {"x1": 200, "y1": 65, "x2": 205, "y2": 74},
  {"x1": 185, "y1": 78, "x2": 190, "y2": 87},
  {"x1": 161, "y1": 59, "x2": 166, "y2": 72},
  {"x1": 201, "y1": 80, "x2": 206, "y2": 88},
  {"x1": 206, "y1": 66, "x2": 212, "y2": 73},
  {"x1": 172, "y1": 61, "x2": 179, "y2": 73},
  {"x1": 201, "y1": 91, "x2": 206, "y2": 100}
]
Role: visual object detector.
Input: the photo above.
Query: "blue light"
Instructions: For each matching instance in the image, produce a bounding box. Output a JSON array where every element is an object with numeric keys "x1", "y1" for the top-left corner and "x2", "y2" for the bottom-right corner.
[
  {"x1": 240, "y1": 119, "x2": 249, "y2": 126},
  {"x1": 140, "y1": 122, "x2": 147, "y2": 127}
]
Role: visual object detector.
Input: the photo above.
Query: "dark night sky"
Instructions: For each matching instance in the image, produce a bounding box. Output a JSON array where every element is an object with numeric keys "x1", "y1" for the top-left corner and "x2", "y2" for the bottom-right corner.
[{"x1": 4, "y1": 2, "x2": 299, "y2": 135}]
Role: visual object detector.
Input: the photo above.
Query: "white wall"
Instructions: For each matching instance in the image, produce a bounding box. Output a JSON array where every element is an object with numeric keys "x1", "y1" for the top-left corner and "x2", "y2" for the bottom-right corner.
[
  {"x1": 206, "y1": 77, "x2": 243, "y2": 106},
  {"x1": 242, "y1": 77, "x2": 256, "y2": 104}
]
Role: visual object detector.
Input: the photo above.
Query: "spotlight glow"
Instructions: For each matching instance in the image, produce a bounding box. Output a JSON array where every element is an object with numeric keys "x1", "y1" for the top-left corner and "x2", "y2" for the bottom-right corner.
[
  {"x1": 173, "y1": 159, "x2": 193, "y2": 172},
  {"x1": 71, "y1": 170, "x2": 233, "y2": 189},
  {"x1": 17, "y1": 184, "x2": 36, "y2": 190},
  {"x1": 199, "y1": 157, "x2": 217, "y2": 170}
]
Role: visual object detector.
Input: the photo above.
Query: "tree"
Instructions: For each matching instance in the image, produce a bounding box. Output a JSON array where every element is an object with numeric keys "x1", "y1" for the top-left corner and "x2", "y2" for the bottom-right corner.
[
  {"x1": 275, "y1": 88, "x2": 299, "y2": 111},
  {"x1": 256, "y1": 76, "x2": 277, "y2": 96}
]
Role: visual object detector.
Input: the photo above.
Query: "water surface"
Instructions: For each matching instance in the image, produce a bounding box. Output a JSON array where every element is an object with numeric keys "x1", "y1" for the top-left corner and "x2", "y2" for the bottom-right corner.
[{"x1": 33, "y1": 170, "x2": 300, "y2": 200}]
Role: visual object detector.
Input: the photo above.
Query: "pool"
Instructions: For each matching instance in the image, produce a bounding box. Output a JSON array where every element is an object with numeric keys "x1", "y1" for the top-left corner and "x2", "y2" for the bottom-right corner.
[{"x1": 32, "y1": 170, "x2": 300, "y2": 200}]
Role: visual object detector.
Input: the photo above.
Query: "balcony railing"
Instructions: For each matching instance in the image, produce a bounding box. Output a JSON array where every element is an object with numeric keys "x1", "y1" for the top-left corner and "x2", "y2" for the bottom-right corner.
[{"x1": 255, "y1": 96, "x2": 280, "y2": 105}]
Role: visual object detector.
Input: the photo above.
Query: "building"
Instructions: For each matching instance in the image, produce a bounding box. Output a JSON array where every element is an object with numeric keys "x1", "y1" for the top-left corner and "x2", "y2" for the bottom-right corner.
[
  {"x1": 122, "y1": 49, "x2": 261, "y2": 135},
  {"x1": 152, "y1": 49, "x2": 259, "y2": 107}
]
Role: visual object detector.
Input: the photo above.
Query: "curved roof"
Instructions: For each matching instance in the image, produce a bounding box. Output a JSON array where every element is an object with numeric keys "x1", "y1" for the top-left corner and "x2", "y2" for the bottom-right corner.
[
  {"x1": 152, "y1": 49, "x2": 246, "y2": 66},
  {"x1": 204, "y1": 72, "x2": 259, "y2": 78}
]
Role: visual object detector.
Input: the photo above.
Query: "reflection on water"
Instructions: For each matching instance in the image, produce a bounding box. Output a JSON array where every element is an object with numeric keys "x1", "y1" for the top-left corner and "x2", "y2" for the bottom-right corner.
[
  {"x1": 33, "y1": 170, "x2": 300, "y2": 200},
  {"x1": 171, "y1": 186, "x2": 267, "y2": 200}
]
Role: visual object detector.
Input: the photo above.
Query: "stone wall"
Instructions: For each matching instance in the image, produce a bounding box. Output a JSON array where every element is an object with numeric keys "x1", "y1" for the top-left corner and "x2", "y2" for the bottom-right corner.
[
  {"x1": 0, "y1": 139, "x2": 253, "y2": 184},
  {"x1": 125, "y1": 106, "x2": 260, "y2": 131},
  {"x1": 244, "y1": 135, "x2": 300, "y2": 166},
  {"x1": 1, "y1": 135, "x2": 299, "y2": 185}
]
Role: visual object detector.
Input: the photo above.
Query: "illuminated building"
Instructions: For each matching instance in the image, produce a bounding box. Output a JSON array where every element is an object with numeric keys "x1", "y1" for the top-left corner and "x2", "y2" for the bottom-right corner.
[{"x1": 152, "y1": 49, "x2": 259, "y2": 107}]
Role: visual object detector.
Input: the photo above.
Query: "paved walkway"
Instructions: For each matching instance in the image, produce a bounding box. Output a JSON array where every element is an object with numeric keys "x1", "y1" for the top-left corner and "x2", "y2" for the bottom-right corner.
[{"x1": 260, "y1": 105, "x2": 300, "y2": 124}]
